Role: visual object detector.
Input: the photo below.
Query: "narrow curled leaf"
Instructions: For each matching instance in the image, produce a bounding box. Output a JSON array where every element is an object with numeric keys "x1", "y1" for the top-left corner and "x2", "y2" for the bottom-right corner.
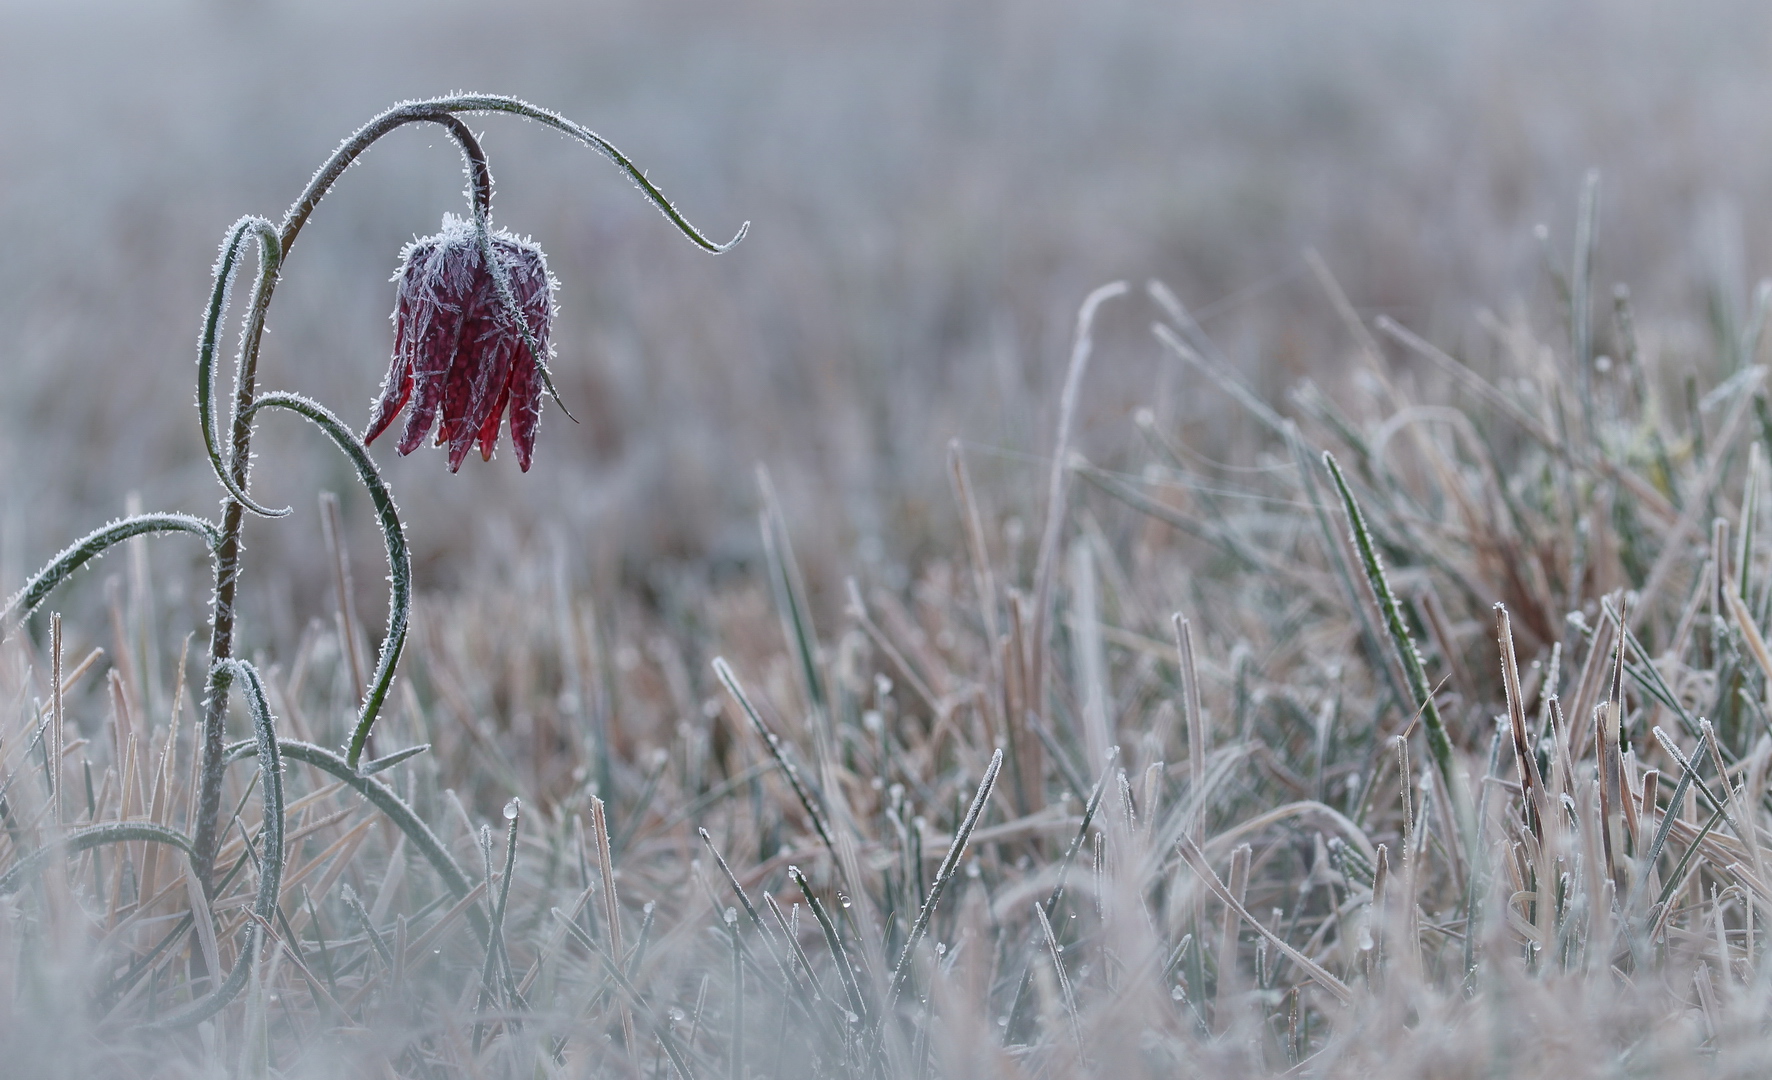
[
  {"x1": 360, "y1": 744, "x2": 431, "y2": 776},
  {"x1": 0, "y1": 822, "x2": 196, "y2": 896},
  {"x1": 154, "y1": 658, "x2": 285, "y2": 1029},
  {"x1": 198, "y1": 215, "x2": 289, "y2": 518},
  {"x1": 245, "y1": 392, "x2": 409, "y2": 770},
  {"x1": 4, "y1": 513, "x2": 220, "y2": 624},
  {"x1": 226, "y1": 737, "x2": 484, "y2": 942}
]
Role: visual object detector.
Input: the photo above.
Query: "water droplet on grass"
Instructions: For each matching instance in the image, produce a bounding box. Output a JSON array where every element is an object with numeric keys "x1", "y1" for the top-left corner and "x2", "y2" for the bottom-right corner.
[{"x1": 502, "y1": 797, "x2": 520, "y2": 820}]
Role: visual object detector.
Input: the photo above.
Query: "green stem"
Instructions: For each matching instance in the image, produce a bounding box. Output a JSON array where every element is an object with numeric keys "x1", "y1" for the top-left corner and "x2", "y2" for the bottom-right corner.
[
  {"x1": 197, "y1": 217, "x2": 287, "y2": 518},
  {"x1": 192, "y1": 219, "x2": 282, "y2": 895}
]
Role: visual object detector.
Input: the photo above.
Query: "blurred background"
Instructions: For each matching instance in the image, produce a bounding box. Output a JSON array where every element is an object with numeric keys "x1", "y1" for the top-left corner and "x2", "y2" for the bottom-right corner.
[{"x1": 3, "y1": 0, "x2": 1771, "y2": 649}]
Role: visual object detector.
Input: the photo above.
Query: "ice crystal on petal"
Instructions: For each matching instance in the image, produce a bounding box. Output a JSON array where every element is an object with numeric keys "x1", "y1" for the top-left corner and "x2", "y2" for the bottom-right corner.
[{"x1": 365, "y1": 214, "x2": 556, "y2": 471}]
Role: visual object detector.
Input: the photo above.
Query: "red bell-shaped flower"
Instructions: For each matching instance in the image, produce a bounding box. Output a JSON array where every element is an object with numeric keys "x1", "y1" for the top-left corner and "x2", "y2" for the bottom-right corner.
[{"x1": 365, "y1": 214, "x2": 556, "y2": 471}]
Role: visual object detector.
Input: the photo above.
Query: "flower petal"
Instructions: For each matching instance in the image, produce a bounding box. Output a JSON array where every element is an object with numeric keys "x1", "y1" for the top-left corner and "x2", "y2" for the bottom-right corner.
[
  {"x1": 396, "y1": 297, "x2": 463, "y2": 456},
  {"x1": 509, "y1": 338, "x2": 542, "y2": 473},
  {"x1": 441, "y1": 306, "x2": 498, "y2": 466},
  {"x1": 363, "y1": 351, "x2": 412, "y2": 446},
  {"x1": 367, "y1": 240, "x2": 439, "y2": 445},
  {"x1": 477, "y1": 382, "x2": 511, "y2": 462}
]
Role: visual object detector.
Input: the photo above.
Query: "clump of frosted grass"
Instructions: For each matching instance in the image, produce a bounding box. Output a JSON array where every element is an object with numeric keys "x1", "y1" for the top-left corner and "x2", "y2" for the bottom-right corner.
[{"x1": 0, "y1": 146, "x2": 1766, "y2": 1079}]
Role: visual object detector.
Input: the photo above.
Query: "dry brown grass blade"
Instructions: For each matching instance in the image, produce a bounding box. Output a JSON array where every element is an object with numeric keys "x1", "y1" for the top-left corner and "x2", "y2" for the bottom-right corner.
[
  {"x1": 1028, "y1": 281, "x2": 1128, "y2": 757},
  {"x1": 403, "y1": 880, "x2": 489, "y2": 972},
  {"x1": 1202, "y1": 801, "x2": 1375, "y2": 865},
  {"x1": 591, "y1": 797, "x2": 638, "y2": 1061},
  {"x1": 1377, "y1": 313, "x2": 1684, "y2": 530},
  {"x1": 845, "y1": 579, "x2": 941, "y2": 720},
  {"x1": 1728, "y1": 587, "x2": 1772, "y2": 711},
  {"x1": 1176, "y1": 836, "x2": 1352, "y2": 1005},
  {"x1": 281, "y1": 817, "x2": 375, "y2": 927},
  {"x1": 948, "y1": 441, "x2": 1019, "y2": 803},
  {"x1": 184, "y1": 864, "x2": 223, "y2": 989},
  {"x1": 1497, "y1": 605, "x2": 1549, "y2": 840},
  {"x1": 50, "y1": 614, "x2": 64, "y2": 826},
  {"x1": 1213, "y1": 842, "x2": 1251, "y2": 1025},
  {"x1": 1632, "y1": 373, "x2": 1762, "y2": 630}
]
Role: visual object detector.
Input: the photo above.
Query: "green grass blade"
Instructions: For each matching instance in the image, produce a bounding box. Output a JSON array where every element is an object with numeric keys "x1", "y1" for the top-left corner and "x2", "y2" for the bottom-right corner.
[
  {"x1": 885, "y1": 748, "x2": 1001, "y2": 1009},
  {"x1": 713, "y1": 657, "x2": 837, "y2": 858},
  {"x1": 152, "y1": 658, "x2": 285, "y2": 1029},
  {"x1": 1323, "y1": 452, "x2": 1468, "y2": 852},
  {"x1": 789, "y1": 864, "x2": 869, "y2": 1025}
]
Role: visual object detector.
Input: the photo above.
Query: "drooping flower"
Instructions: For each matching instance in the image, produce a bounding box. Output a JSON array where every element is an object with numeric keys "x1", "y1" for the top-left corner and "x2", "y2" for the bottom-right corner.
[{"x1": 365, "y1": 214, "x2": 556, "y2": 471}]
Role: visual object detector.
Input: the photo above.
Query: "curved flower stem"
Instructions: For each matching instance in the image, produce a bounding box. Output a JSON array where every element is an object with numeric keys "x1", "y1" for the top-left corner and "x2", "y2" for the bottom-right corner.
[
  {"x1": 283, "y1": 96, "x2": 744, "y2": 416},
  {"x1": 436, "y1": 113, "x2": 494, "y2": 220},
  {"x1": 245, "y1": 392, "x2": 410, "y2": 768},
  {"x1": 280, "y1": 94, "x2": 745, "y2": 263}
]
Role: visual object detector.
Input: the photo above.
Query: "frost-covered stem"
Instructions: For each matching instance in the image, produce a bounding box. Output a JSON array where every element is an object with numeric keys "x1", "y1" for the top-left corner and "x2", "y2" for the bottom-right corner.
[
  {"x1": 192, "y1": 231, "x2": 279, "y2": 896},
  {"x1": 281, "y1": 96, "x2": 743, "y2": 264}
]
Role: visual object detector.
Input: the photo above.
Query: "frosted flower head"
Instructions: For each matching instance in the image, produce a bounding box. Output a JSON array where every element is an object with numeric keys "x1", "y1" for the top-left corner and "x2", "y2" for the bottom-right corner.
[{"x1": 365, "y1": 214, "x2": 557, "y2": 471}]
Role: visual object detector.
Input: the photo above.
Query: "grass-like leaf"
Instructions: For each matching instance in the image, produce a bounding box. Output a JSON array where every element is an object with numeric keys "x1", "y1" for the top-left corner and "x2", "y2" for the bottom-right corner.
[
  {"x1": 0, "y1": 822, "x2": 194, "y2": 896},
  {"x1": 226, "y1": 737, "x2": 483, "y2": 941},
  {"x1": 713, "y1": 657, "x2": 837, "y2": 859},
  {"x1": 197, "y1": 216, "x2": 288, "y2": 519},
  {"x1": 885, "y1": 748, "x2": 1001, "y2": 1008},
  {"x1": 153, "y1": 658, "x2": 285, "y2": 1029},
  {"x1": 1323, "y1": 452, "x2": 1468, "y2": 852},
  {"x1": 3, "y1": 513, "x2": 219, "y2": 624},
  {"x1": 245, "y1": 392, "x2": 409, "y2": 770}
]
